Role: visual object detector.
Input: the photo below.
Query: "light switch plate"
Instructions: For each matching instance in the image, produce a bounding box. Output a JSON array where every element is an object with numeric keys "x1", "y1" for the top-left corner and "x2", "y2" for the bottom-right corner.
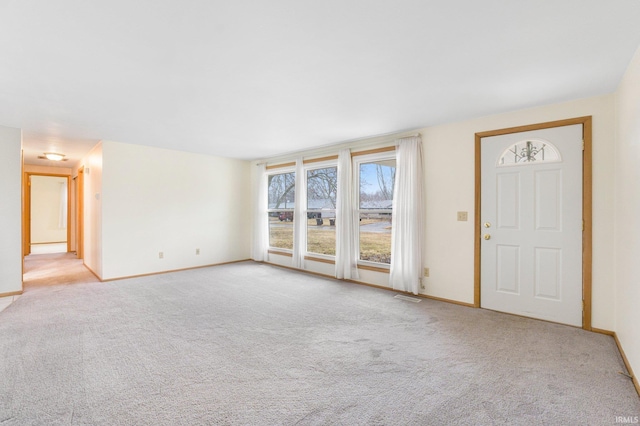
[{"x1": 457, "y1": 211, "x2": 468, "y2": 221}]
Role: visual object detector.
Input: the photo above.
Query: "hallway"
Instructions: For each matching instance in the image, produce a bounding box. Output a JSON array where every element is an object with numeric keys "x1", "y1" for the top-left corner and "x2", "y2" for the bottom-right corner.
[
  {"x1": 23, "y1": 252, "x2": 99, "y2": 288},
  {"x1": 1, "y1": 253, "x2": 98, "y2": 314}
]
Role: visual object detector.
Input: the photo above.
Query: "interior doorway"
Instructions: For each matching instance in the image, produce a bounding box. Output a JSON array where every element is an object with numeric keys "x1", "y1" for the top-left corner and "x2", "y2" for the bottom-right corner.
[{"x1": 24, "y1": 173, "x2": 71, "y2": 255}]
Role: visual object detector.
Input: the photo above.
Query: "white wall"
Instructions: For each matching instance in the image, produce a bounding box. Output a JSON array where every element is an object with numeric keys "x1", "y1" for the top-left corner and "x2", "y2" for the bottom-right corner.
[
  {"x1": 614, "y1": 46, "x2": 640, "y2": 384},
  {"x1": 100, "y1": 141, "x2": 252, "y2": 280},
  {"x1": 0, "y1": 125, "x2": 22, "y2": 295},
  {"x1": 259, "y1": 94, "x2": 617, "y2": 330},
  {"x1": 423, "y1": 94, "x2": 616, "y2": 330},
  {"x1": 30, "y1": 176, "x2": 68, "y2": 244},
  {"x1": 77, "y1": 142, "x2": 104, "y2": 278}
]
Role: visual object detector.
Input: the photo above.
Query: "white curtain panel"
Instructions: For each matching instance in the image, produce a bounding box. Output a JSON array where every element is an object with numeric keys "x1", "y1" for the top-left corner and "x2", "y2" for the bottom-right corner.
[
  {"x1": 292, "y1": 158, "x2": 306, "y2": 269},
  {"x1": 390, "y1": 136, "x2": 424, "y2": 295},
  {"x1": 335, "y1": 149, "x2": 359, "y2": 280},
  {"x1": 252, "y1": 163, "x2": 268, "y2": 262}
]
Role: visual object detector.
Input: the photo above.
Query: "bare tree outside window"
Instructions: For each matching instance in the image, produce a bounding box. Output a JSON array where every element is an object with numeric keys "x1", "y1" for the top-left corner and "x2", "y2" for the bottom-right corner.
[
  {"x1": 307, "y1": 167, "x2": 337, "y2": 256},
  {"x1": 358, "y1": 159, "x2": 396, "y2": 264},
  {"x1": 360, "y1": 162, "x2": 395, "y2": 204},
  {"x1": 375, "y1": 164, "x2": 395, "y2": 200},
  {"x1": 268, "y1": 172, "x2": 295, "y2": 249},
  {"x1": 268, "y1": 172, "x2": 296, "y2": 209},
  {"x1": 307, "y1": 167, "x2": 337, "y2": 208}
]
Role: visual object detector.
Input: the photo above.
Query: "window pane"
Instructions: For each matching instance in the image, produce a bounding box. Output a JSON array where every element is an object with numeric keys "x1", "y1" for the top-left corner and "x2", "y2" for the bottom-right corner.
[
  {"x1": 359, "y1": 160, "x2": 396, "y2": 209},
  {"x1": 307, "y1": 167, "x2": 337, "y2": 210},
  {"x1": 359, "y1": 212, "x2": 392, "y2": 264},
  {"x1": 268, "y1": 172, "x2": 295, "y2": 209},
  {"x1": 498, "y1": 139, "x2": 561, "y2": 166},
  {"x1": 269, "y1": 212, "x2": 293, "y2": 249},
  {"x1": 307, "y1": 213, "x2": 336, "y2": 256},
  {"x1": 306, "y1": 166, "x2": 337, "y2": 256}
]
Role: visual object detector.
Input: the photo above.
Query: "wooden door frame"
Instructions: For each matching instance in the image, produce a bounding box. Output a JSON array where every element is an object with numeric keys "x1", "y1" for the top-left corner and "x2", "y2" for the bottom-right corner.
[
  {"x1": 23, "y1": 172, "x2": 72, "y2": 255},
  {"x1": 76, "y1": 167, "x2": 84, "y2": 260},
  {"x1": 474, "y1": 116, "x2": 593, "y2": 330}
]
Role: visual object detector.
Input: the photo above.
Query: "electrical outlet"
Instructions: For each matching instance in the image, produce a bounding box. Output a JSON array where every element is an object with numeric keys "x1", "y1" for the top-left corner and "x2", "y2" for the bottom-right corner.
[
  {"x1": 424, "y1": 267, "x2": 429, "y2": 277},
  {"x1": 457, "y1": 211, "x2": 468, "y2": 221},
  {"x1": 159, "y1": 252, "x2": 163, "y2": 259},
  {"x1": 419, "y1": 278, "x2": 425, "y2": 290},
  {"x1": 196, "y1": 248, "x2": 200, "y2": 255}
]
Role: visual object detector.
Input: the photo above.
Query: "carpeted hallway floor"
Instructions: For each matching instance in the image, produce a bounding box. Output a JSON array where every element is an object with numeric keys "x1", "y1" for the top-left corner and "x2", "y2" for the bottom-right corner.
[
  {"x1": 22, "y1": 251, "x2": 100, "y2": 287},
  {"x1": 1, "y1": 255, "x2": 638, "y2": 425}
]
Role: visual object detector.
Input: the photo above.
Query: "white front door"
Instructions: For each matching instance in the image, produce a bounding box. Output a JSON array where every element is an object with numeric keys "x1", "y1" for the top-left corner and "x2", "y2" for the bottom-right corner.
[{"x1": 480, "y1": 124, "x2": 583, "y2": 326}]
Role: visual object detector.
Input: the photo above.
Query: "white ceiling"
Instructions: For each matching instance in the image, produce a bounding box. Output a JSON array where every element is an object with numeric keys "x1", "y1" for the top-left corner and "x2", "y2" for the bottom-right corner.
[{"x1": 2, "y1": 1, "x2": 640, "y2": 165}]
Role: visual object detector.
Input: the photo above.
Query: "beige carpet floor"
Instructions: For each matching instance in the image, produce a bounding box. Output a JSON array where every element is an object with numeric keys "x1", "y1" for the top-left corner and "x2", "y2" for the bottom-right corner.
[
  {"x1": 0, "y1": 255, "x2": 638, "y2": 425},
  {"x1": 23, "y1": 252, "x2": 99, "y2": 287}
]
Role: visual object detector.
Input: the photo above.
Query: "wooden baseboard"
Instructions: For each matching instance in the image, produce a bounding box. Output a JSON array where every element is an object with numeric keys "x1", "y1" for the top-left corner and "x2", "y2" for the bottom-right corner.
[
  {"x1": 99, "y1": 259, "x2": 252, "y2": 282},
  {"x1": 83, "y1": 264, "x2": 102, "y2": 282},
  {"x1": 345, "y1": 279, "x2": 475, "y2": 307},
  {"x1": 613, "y1": 332, "x2": 640, "y2": 398},
  {"x1": 591, "y1": 327, "x2": 615, "y2": 336},
  {"x1": 263, "y1": 261, "x2": 475, "y2": 308},
  {"x1": 421, "y1": 293, "x2": 476, "y2": 308},
  {"x1": 592, "y1": 328, "x2": 640, "y2": 398},
  {"x1": 0, "y1": 290, "x2": 23, "y2": 298}
]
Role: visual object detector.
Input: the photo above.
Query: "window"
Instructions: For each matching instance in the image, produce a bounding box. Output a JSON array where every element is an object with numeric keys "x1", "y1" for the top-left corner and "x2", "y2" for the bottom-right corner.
[
  {"x1": 498, "y1": 139, "x2": 561, "y2": 166},
  {"x1": 267, "y1": 171, "x2": 295, "y2": 250},
  {"x1": 306, "y1": 166, "x2": 337, "y2": 256},
  {"x1": 356, "y1": 155, "x2": 396, "y2": 265}
]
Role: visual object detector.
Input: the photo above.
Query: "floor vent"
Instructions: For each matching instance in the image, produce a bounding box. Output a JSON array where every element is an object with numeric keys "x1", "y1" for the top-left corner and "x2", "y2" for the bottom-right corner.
[{"x1": 394, "y1": 294, "x2": 421, "y2": 303}]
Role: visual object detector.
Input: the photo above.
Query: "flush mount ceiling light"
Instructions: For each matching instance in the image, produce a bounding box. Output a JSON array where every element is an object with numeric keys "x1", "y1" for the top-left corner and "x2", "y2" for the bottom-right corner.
[{"x1": 38, "y1": 152, "x2": 67, "y2": 161}]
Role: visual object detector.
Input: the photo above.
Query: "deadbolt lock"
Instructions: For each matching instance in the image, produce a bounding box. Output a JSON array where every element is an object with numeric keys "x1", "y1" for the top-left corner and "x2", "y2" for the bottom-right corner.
[
  {"x1": 484, "y1": 222, "x2": 491, "y2": 228},
  {"x1": 483, "y1": 234, "x2": 491, "y2": 240}
]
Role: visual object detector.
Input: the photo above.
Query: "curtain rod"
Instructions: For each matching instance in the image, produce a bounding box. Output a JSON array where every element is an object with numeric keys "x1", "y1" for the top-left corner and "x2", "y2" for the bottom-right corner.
[{"x1": 255, "y1": 131, "x2": 421, "y2": 166}]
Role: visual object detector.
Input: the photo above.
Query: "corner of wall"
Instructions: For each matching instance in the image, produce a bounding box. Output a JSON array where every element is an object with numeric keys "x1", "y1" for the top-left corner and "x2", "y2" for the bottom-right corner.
[
  {"x1": 0, "y1": 125, "x2": 24, "y2": 295},
  {"x1": 613, "y1": 42, "x2": 640, "y2": 395}
]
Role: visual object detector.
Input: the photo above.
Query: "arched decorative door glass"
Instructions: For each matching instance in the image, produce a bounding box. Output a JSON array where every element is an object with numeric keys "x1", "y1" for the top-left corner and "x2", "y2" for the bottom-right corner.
[{"x1": 497, "y1": 139, "x2": 561, "y2": 166}]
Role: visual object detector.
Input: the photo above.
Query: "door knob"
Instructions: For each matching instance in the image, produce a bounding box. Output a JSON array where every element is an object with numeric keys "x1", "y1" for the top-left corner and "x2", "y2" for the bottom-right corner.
[{"x1": 483, "y1": 234, "x2": 491, "y2": 240}]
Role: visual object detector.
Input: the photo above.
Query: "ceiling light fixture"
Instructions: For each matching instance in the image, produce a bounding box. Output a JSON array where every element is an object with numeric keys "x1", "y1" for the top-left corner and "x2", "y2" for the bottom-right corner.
[{"x1": 44, "y1": 152, "x2": 65, "y2": 161}]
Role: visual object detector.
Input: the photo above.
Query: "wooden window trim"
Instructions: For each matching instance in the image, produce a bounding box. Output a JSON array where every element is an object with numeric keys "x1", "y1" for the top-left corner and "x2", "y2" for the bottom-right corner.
[
  {"x1": 268, "y1": 249, "x2": 293, "y2": 257},
  {"x1": 351, "y1": 146, "x2": 395, "y2": 157},
  {"x1": 357, "y1": 263, "x2": 391, "y2": 274},
  {"x1": 304, "y1": 256, "x2": 336, "y2": 265},
  {"x1": 303, "y1": 155, "x2": 338, "y2": 165},
  {"x1": 266, "y1": 161, "x2": 296, "y2": 170}
]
